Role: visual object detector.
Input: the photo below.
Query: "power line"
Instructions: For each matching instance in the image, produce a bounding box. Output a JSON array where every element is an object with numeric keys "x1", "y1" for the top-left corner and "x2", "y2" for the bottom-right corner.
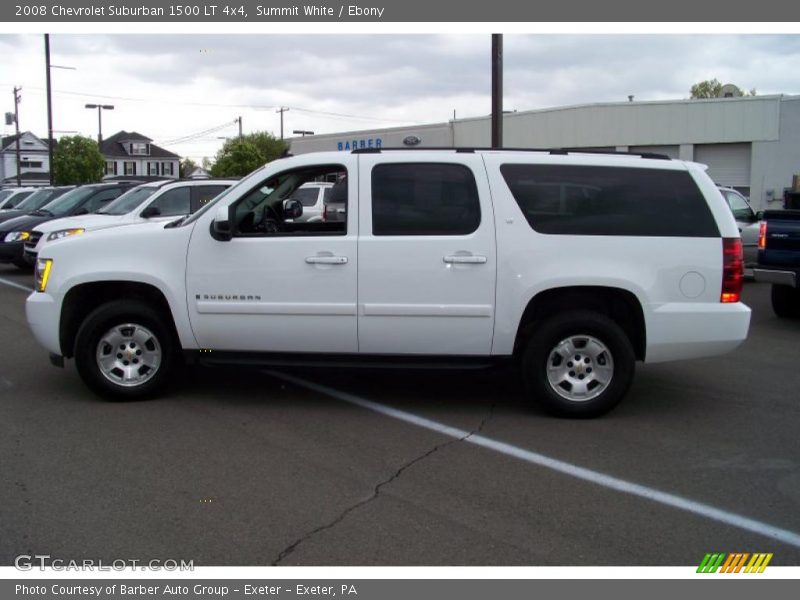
[
  {"x1": 158, "y1": 119, "x2": 238, "y2": 146},
  {"x1": 0, "y1": 84, "x2": 424, "y2": 125}
]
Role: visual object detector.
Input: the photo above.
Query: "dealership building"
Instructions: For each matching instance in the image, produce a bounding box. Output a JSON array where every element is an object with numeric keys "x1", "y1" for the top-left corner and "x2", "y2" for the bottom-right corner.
[{"x1": 288, "y1": 94, "x2": 800, "y2": 211}]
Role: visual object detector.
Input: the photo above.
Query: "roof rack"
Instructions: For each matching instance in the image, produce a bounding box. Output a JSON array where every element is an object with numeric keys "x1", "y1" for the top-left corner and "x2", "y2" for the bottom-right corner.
[{"x1": 351, "y1": 147, "x2": 672, "y2": 160}]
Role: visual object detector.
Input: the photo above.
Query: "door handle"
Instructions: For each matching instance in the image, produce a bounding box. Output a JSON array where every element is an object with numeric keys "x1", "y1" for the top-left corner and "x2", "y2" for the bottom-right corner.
[
  {"x1": 305, "y1": 255, "x2": 348, "y2": 265},
  {"x1": 443, "y1": 255, "x2": 487, "y2": 264}
]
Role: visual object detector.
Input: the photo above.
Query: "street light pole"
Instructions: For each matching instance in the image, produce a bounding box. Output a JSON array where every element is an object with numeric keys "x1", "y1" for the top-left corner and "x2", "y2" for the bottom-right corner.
[
  {"x1": 45, "y1": 34, "x2": 55, "y2": 185},
  {"x1": 85, "y1": 103, "x2": 114, "y2": 145},
  {"x1": 13, "y1": 86, "x2": 22, "y2": 187}
]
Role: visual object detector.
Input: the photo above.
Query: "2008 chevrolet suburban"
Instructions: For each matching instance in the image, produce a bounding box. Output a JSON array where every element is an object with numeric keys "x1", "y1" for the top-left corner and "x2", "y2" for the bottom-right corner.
[{"x1": 25, "y1": 148, "x2": 751, "y2": 417}]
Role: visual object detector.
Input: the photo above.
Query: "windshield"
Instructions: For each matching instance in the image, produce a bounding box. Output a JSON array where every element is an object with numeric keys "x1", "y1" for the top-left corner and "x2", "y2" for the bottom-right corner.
[
  {"x1": 16, "y1": 188, "x2": 64, "y2": 212},
  {"x1": 40, "y1": 187, "x2": 97, "y2": 217},
  {"x1": 97, "y1": 186, "x2": 157, "y2": 215}
]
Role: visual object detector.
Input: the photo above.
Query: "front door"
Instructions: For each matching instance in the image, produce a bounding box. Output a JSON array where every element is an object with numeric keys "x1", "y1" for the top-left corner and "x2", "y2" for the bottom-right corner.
[{"x1": 186, "y1": 158, "x2": 358, "y2": 353}]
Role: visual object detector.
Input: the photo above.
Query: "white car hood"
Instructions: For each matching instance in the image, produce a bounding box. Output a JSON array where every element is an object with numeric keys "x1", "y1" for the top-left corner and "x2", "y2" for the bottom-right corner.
[{"x1": 33, "y1": 213, "x2": 128, "y2": 234}]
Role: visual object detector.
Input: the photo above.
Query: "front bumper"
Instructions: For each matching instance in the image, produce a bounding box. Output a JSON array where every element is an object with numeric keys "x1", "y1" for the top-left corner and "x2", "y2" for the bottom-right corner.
[
  {"x1": 0, "y1": 240, "x2": 24, "y2": 263},
  {"x1": 25, "y1": 291, "x2": 62, "y2": 357}
]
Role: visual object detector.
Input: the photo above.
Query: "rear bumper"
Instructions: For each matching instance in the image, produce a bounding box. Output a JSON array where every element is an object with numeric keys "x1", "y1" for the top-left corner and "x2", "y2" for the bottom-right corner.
[
  {"x1": 25, "y1": 291, "x2": 62, "y2": 356},
  {"x1": 645, "y1": 301, "x2": 751, "y2": 363},
  {"x1": 753, "y1": 268, "x2": 797, "y2": 288}
]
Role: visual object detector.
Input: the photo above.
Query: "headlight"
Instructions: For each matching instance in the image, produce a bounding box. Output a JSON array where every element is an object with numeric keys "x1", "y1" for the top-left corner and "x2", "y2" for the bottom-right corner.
[
  {"x1": 47, "y1": 228, "x2": 85, "y2": 242},
  {"x1": 4, "y1": 231, "x2": 30, "y2": 243},
  {"x1": 34, "y1": 258, "x2": 53, "y2": 293}
]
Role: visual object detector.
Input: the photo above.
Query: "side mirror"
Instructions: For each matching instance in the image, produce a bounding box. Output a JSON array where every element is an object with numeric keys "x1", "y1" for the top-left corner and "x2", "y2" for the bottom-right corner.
[
  {"x1": 755, "y1": 210, "x2": 764, "y2": 221},
  {"x1": 140, "y1": 205, "x2": 161, "y2": 219},
  {"x1": 283, "y1": 199, "x2": 303, "y2": 220},
  {"x1": 211, "y1": 205, "x2": 232, "y2": 241}
]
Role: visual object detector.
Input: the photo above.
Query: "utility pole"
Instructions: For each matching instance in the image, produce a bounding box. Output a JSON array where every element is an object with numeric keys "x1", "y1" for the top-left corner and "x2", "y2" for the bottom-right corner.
[
  {"x1": 13, "y1": 86, "x2": 22, "y2": 187},
  {"x1": 45, "y1": 34, "x2": 55, "y2": 185},
  {"x1": 491, "y1": 34, "x2": 503, "y2": 149},
  {"x1": 276, "y1": 107, "x2": 289, "y2": 140},
  {"x1": 237, "y1": 116, "x2": 242, "y2": 139}
]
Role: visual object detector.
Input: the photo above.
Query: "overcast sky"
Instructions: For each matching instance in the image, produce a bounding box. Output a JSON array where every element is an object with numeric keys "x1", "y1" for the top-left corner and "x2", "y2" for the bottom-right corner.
[{"x1": 1, "y1": 34, "x2": 799, "y2": 161}]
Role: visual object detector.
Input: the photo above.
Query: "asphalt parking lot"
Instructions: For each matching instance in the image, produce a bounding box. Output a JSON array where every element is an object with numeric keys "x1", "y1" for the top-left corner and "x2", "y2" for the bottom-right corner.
[{"x1": 1, "y1": 264, "x2": 799, "y2": 567}]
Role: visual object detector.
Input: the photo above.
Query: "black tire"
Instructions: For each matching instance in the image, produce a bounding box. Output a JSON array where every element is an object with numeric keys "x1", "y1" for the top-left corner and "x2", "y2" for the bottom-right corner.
[
  {"x1": 74, "y1": 300, "x2": 176, "y2": 400},
  {"x1": 771, "y1": 284, "x2": 800, "y2": 319},
  {"x1": 521, "y1": 310, "x2": 635, "y2": 418}
]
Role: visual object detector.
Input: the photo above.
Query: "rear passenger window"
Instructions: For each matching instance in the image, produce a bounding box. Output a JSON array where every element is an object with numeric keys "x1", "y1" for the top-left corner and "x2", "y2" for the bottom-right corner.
[
  {"x1": 193, "y1": 185, "x2": 228, "y2": 211},
  {"x1": 372, "y1": 163, "x2": 481, "y2": 236},
  {"x1": 500, "y1": 164, "x2": 720, "y2": 237}
]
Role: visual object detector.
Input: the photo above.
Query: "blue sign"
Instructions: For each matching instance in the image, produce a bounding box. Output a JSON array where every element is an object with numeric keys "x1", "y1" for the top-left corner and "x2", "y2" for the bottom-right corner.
[{"x1": 337, "y1": 138, "x2": 383, "y2": 151}]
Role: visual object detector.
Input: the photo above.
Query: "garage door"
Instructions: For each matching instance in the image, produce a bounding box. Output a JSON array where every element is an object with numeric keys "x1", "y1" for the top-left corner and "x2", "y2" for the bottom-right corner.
[
  {"x1": 693, "y1": 143, "x2": 751, "y2": 189},
  {"x1": 629, "y1": 145, "x2": 680, "y2": 159}
]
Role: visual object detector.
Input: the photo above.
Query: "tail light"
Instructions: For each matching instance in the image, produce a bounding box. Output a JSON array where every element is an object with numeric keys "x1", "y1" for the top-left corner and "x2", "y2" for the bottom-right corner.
[
  {"x1": 721, "y1": 237, "x2": 743, "y2": 303},
  {"x1": 758, "y1": 221, "x2": 767, "y2": 250}
]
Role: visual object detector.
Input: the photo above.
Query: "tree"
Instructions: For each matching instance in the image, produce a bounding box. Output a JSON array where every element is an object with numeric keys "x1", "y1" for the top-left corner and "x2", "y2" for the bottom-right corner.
[
  {"x1": 52, "y1": 135, "x2": 105, "y2": 185},
  {"x1": 180, "y1": 157, "x2": 198, "y2": 178},
  {"x1": 690, "y1": 79, "x2": 756, "y2": 99},
  {"x1": 209, "y1": 132, "x2": 288, "y2": 177}
]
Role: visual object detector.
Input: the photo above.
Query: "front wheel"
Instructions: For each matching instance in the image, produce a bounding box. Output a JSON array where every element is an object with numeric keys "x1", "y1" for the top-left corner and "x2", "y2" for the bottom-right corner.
[
  {"x1": 521, "y1": 310, "x2": 635, "y2": 418},
  {"x1": 771, "y1": 284, "x2": 800, "y2": 318},
  {"x1": 74, "y1": 300, "x2": 176, "y2": 400}
]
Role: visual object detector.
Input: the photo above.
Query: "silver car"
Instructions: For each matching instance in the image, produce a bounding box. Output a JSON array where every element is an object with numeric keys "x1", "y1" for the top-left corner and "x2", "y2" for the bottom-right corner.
[{"x1": 718, "y1": 186, "x2": 760, "y2": 268}]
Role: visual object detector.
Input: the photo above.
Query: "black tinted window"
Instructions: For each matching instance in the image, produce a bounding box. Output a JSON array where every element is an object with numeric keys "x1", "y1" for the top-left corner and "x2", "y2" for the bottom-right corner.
[
  {"x1": 500, "y1": 164, "x2": 719, "y2": 237},
  {"x1": 152, "y1": 187, "x2": 191, "y2": 216},
  {"x1": 193, "y1": 185, "x2": 228, "y2": 211},
  {"x1": 372, "y1": 163, "x2": 481, "y2": 236}
]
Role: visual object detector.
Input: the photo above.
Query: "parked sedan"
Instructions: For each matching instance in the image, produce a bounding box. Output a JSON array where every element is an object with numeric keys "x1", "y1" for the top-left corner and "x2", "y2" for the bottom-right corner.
[
  {"x1": 0, "y1": 183, "x2": 136, "y2": 269},
  {"x1": 718, "y1": 186, "x2": 760, "y2": 268}
]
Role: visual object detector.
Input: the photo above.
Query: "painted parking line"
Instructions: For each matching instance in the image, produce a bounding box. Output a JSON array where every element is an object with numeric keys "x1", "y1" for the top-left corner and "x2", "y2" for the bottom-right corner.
[
  {"x1": 267, "y1": 370, "x2": 800, "y2": 550},
  {"x1": 0, "y1": 276, "x2": 33, "y2": 293}
]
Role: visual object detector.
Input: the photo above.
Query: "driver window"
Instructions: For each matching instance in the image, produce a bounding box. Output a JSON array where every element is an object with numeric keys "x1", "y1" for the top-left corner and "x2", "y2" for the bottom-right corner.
[{"x1": 232, "y1": 164, "x2": 347, "y2": 237}]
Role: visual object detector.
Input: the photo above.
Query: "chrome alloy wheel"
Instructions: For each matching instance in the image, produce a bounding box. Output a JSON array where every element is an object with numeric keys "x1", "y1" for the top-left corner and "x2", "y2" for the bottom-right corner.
[
  {"x1": 95, "y1": 323, "x2": 162, "y2": 387},
  {"x1": 545, "y1": 335, "x2": 614, "y2": 402}
]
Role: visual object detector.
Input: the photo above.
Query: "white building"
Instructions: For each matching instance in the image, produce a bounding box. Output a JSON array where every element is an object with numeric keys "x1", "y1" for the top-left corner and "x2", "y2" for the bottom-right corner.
[
  {"x1": 101, "y1": 131, "x2": 180, "y2": 181},
  {"x1": 0, "y1": 131, "x2": 52, "y2": 187},
  {"x1": 288, "y1": 94, "x2": 800, "y2": 210}
]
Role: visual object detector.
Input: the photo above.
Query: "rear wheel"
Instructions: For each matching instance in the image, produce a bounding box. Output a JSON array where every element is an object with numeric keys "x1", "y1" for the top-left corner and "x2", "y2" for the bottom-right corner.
[
  {"x1": 771, "y1": 284, "x2": 800, "y2": 318},
  {"x1": 74, "y1": 300, "x2": 176, "y2": 400},
  {"x1": 521, "y1": 310, "x2": 635, "y2": 418}
]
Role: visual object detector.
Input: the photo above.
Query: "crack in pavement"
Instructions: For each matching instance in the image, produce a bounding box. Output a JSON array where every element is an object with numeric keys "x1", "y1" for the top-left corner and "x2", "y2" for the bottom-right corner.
[{"x1": 271, "y1": 403, "x2": 496, "y2": 566}]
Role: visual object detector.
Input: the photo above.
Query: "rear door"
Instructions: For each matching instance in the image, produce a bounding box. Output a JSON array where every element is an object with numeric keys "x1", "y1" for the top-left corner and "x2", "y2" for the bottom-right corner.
[{"x1": 356, "y1": 153, "x2": 497, "y2": 355}]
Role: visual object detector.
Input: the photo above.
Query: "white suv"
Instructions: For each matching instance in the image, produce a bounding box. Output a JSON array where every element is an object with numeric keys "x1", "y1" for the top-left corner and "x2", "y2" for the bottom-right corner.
[{"x1": 26, "y1": 149, "x2": 751, "y2": 417}]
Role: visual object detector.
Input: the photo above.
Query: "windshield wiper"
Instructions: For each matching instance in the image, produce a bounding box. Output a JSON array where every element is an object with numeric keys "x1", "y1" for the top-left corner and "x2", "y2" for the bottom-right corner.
[{"x1": 31, "y1": 209, "x2": 53, "y2": 216}]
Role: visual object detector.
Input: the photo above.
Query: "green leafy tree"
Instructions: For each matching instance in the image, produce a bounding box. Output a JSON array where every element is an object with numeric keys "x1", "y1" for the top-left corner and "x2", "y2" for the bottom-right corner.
[
  {"x1": 690, "y1": 79, "x2": 756, "y2": 99},
  {"x1": 180, "y1": 157, "x2": 198, "y2": 177},
  {"x1": 209, "y1": 132, "x2": 288, "y2": 177},
  {"x1": 52, "y1": 135, "x2": 104, "y2": 185}
]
